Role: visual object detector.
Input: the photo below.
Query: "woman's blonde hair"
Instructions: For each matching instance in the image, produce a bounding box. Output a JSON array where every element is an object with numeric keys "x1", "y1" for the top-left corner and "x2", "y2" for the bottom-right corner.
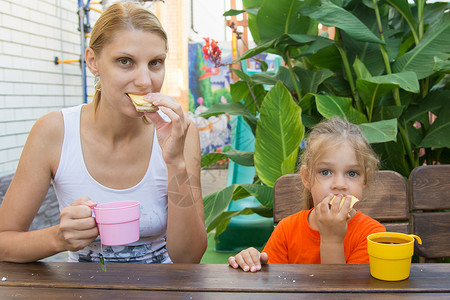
[
  {"x1": 300, "y1": 117, "x2": 380, "y2": 209},
  {"x1": 88, "y1": 2, "x2": 167, "y2": 113}
]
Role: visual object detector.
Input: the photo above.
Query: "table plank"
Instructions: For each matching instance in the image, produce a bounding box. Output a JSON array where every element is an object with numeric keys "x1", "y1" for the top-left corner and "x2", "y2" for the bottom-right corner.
[
  {"x1": 1, "y1": 263, "x2": 449, "y2": 294},
  {"x1": 0, "y1": 287, "x2": 448, "y2": 300}
]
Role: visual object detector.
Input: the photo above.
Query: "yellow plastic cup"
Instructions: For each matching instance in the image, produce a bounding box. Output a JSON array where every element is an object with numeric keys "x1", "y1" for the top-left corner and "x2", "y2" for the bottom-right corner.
[{"x1": 367, "y1": 232, "x2": 422, "y2": 281}]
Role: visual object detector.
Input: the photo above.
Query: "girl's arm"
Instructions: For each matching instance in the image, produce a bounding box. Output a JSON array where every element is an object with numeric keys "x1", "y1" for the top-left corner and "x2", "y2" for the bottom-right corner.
[
  {"x1": 314, "y1": 195, "x2": 352, "y2": 264},
  {"x1": 0, "y1": 112, "x2": 98, "y2": 262}
]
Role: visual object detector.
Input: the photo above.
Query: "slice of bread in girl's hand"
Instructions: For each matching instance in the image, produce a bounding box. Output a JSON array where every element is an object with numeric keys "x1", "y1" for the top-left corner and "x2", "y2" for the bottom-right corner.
[
  {"x1": 128, "y1": 94, "x2": 158, "y2": 112},
  {"x1": 329, "y1": 195, "x2": 360, "y2": 220}
]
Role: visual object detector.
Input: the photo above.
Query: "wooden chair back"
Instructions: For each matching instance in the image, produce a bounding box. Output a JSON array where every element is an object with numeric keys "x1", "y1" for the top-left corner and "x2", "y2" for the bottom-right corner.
[
  {"x1": 273, "y1": 170, "x2": 409, "y2": 233},
  {"x1": 409, "y1": 165, "x2": 450, "y2": 261}
]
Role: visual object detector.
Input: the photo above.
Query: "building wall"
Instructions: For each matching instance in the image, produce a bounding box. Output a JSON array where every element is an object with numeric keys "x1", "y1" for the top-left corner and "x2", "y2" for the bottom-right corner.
[
  {"x1": 0, "y1": 0, "x2": 193, "y2": 176},
  {"x1": 0, "y1": 0, "x2": 85, "y2": 175}
]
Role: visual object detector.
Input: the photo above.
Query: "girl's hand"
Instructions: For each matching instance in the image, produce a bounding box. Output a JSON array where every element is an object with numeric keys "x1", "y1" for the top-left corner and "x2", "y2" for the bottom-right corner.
[
  {"x1": 228, "y1": 247, "x2": 269, "y2": 272},
  {"x1": 58, "y1": 197, "x2": 98, "y2": 252},
  {"x1": 143, "y1": 93, "x2": 191, "y2": 165},
  {"x1": 314, "y1": 194, "x2": 351, "y2": 243}
]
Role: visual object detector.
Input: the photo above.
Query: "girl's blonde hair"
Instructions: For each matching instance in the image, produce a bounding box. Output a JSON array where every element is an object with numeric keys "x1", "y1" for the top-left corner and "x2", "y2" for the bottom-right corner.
[
  {"x1": 300, "y1": 117, "x2": 380, "y2": 209},
  {"x1": 88, "y1": 2, "x2": 167, "y2": 114}
]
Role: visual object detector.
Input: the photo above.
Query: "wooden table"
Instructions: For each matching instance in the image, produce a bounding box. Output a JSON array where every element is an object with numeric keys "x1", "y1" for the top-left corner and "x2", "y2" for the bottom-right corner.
[{"x1": 1, "y1": 262, "x2": 449, "y2": 299}]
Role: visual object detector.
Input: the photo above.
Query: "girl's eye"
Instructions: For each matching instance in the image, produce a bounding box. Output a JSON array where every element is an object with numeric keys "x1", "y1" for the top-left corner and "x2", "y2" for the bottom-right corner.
[
  {"x1": 118, "y1": 58, "x2": 131, "y2": 65},
  {"x1": 319, "y1": 169, "x2": 330, "y2": 176},
  {"x1": 348, "y1": 170, "x2": 358, "y2": 177}
]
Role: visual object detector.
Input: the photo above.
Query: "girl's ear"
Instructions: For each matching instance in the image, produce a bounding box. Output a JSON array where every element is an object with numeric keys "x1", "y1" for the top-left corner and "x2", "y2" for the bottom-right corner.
[
  {"x1": 364, "y1": 168, "x2": 370, "y2": 186},
  {"x1": 300, "y1": 165, "x2": 311, "y2": 190},
  {"x1": 85, "y1": 47, "x2": 98, "y2": 76}
]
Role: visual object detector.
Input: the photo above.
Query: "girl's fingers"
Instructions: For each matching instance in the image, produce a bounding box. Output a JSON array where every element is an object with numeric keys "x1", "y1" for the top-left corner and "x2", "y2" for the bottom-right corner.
[{"x1": 228, "y1": 256, "x2": 239, "y2": 268}]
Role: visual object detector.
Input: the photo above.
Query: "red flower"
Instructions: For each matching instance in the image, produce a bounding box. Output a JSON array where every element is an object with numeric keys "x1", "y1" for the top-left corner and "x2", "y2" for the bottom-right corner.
[{"x1": 202, "y1": 37, "x2": 225, "y2": 68}]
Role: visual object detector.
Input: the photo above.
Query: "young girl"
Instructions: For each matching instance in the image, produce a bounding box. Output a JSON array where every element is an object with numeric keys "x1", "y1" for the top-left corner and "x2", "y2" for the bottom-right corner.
[
  {"x1": 0, "y1": 2, "x2": 207, "y2": 264},
  {"x1": 229, "y1": 117, "x2": 386, "y2": 272}
]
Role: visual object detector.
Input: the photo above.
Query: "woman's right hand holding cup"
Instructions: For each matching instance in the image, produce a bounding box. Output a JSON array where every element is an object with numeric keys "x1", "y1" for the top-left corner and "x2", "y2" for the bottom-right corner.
[{"x1": 57, "y1": 197, "x2": 98, "y2": 252}]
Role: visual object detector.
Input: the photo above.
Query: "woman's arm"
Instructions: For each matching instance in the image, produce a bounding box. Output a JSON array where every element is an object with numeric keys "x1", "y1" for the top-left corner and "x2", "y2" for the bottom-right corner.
[
  {"x1": 0, "y1": 112, "x2": 98, "y2": 262},
  {"x1": 165, "y1": 123, "x2": 207, "y2": 263},
  {"x1": 144, "y1": 94, "x2": 207, "y2": 263}
]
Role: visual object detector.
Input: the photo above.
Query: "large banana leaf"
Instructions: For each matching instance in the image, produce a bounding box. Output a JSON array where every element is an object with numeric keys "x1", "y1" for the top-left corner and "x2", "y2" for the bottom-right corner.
[
  {"x1": 242, "y1": 0, "x2": 263, "y2": 44},
  {"x1": 392, "y1": 12, "x2": 450, "y2": 79},
  {"x1": 358, "y1": 119, "x2": 398, "y2": 144},
  {"x1": 315, "y1": 94, "x2": 368, "y2": 124},
  {"x1": 356, "y1": 72, "x2": 420, "y2": 96},
  {"x1": 385, "y1": 0, "x2": 418, "y2": 43},
  {"x1": 256, "y1": 0, "x2": 318, "y2": 43},
  {"x1": 300, "y1": 1, "x2": 384, "y2": 44},
  {"x1": 254, "y1": 82, "x2": 304, "y2": 187}
]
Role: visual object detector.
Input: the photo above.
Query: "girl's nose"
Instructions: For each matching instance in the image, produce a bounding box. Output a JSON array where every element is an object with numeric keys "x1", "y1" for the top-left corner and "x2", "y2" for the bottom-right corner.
[{"x1": 331, "y1": 174, "x2": 347, "y2": 192}]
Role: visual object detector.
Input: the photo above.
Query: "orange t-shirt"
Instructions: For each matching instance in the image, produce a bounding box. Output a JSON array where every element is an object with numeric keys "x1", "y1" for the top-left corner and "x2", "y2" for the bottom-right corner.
[{"x1": 263, "y1": 209, "x2": 386, "y2": 264}]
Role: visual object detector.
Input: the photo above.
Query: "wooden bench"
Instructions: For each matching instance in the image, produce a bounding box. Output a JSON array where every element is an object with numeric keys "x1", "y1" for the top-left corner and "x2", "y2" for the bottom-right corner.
[
  {"x1": 273, "y1": 170, "x2": 409, "y2": 233},
  {"x1": 409, "y1": 165, "x2": 450, "y2": 262}
]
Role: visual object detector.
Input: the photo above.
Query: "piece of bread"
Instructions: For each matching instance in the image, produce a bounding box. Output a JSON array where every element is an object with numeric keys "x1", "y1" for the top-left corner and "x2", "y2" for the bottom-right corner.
[
  {"x1": 129, "y1": 93, "x2": 158, "y2": 112},
  {"x1": 329, "y1": 195, "x2": 360, "y2": 220}
]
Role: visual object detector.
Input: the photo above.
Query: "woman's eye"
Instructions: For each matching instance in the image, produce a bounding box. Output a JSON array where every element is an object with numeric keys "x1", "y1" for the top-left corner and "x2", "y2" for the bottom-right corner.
[
  {"x1": 348, "y1": 171, "x2": 358, "y2": 177},
  {"x1": 319, "y1": 170, "x2": 330, "y2": 176},
  {"x1": 150, "y1": 60, "x2": 162, "y2": 67}
]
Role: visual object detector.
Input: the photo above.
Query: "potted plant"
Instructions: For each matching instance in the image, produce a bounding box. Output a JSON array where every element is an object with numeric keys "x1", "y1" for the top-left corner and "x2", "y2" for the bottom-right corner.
[{"x1": 201, "y1": 0, "x2": 450, "y2": 240}]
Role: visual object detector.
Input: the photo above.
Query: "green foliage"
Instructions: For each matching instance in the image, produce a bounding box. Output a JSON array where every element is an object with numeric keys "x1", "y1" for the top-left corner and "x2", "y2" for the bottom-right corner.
[{"x1": 202, "y1": 0, "x2": 450, "y2": 238}]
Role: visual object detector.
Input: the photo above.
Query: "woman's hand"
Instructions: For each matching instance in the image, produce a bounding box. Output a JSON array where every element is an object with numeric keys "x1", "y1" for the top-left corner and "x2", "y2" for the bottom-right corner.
[
  {"x1": 143, "y1": 93, "x2": 191, "y2": 165},
  {"x1": 58, "y1": 197, "x2": 98, "y2": 252},
  {"x1": 228, "y1": 247, "x2": 269, "y2": 272}
]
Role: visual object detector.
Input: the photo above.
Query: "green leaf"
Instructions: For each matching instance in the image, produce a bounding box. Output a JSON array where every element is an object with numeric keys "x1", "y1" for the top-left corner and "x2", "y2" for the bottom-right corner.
[
  {"x1": 358, "y1": 119, "x2": 398, "y2": 144},
  {"x1": 419, "y1": 103, "x2": 450, "y2": 148},
  {"x1": 294, "y1": 67, "x2": 334, "y2": 96},
  {"x1": 392, "y1": 13, "x2": 450, "y2": 79},
  {"x1": 357, "y1": 72, "x2": 420, "y2": 94},
  {"x1": 372, "y1": 140, "x2": 409, "y2": 176},
  {"x1": 203, "y1": 184, "x2": 274, "y2": 229},
  {"x1": 256, "y1": 0, "x2": 318, "y2": 43},
  {"x1": 243, "y1": 0, "x2": 263, "y2": 44},
  {"x1": 372, "y1": 105, "x2": 404, "y2": 122},
  {"x1": 404, "y1": 89, "x2": 449, "y2": 123},
  {"x1": 353, "y1": 57, "x2": 372, "y2": 79},
  {"x1": 300, "y1": 1, "x2": 384, "y2": 44},
  {"x1": 223, "y1": 9, "x2": 246, "y2": 16},
  {"x1": 315, "y1": 94, "x2": 368, "y2": 124},
  {"x1": 434, "y1": 56, "x2": 450, "y2": 73},
  {"x1": 254, "y1": 82, "x2": 304, "y2": 187},
  {"x1": 201, "y1": 150, "x2": 254, "y2": 168},
  {"x1": 210, "y1": 205, "x2": 273, "y2": 239},
  {"x1": 385, "y1": 0, "x2": 418, "y2": 43},
  {"x1": 198, "y1": 102, "x2": 257, "y2": 132},
  {"x1": 233, "y1": 40, "x2": 275, "y2": 62},
  {"x1": 232, "y1": 68, "x2": 252, "y2": 82}
]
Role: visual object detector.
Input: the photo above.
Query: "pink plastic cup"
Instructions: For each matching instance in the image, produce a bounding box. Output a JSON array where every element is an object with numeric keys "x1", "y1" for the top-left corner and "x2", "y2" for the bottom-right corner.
[{"x1": 93, "y1": 201, "x2": 140, "y2": 246}]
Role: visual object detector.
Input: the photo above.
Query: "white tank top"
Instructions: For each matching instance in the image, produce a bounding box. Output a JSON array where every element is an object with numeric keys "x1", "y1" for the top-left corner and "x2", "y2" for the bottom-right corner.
[{"x1": 53, "y1": 104, "x2": 172, "y2": 263}]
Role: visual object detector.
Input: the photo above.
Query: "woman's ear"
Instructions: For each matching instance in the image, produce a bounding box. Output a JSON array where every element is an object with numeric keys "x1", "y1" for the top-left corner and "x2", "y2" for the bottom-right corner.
[
  {"x1": 85, "y1": 47, "x2": 98, "y2": 76},
  {"x1": 300, "y1": 165, "x2": 311, "y2": 190}
]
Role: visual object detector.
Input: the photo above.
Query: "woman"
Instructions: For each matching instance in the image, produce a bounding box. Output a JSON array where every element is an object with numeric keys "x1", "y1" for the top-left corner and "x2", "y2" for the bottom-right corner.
[{"x1": 0, "y1": 2, "x2": 207, "y2": 264}]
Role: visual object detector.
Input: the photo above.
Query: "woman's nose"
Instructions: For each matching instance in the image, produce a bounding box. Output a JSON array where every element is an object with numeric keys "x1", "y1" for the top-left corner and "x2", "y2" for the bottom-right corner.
[{"x1": 134, "y1": 67, "x2": 152, "y2": 88}]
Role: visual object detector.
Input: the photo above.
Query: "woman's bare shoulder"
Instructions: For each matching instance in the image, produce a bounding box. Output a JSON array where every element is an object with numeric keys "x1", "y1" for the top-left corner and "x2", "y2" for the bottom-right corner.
[{"x1": 31, "y1": 110, "x2": 64, "y2": 141}]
